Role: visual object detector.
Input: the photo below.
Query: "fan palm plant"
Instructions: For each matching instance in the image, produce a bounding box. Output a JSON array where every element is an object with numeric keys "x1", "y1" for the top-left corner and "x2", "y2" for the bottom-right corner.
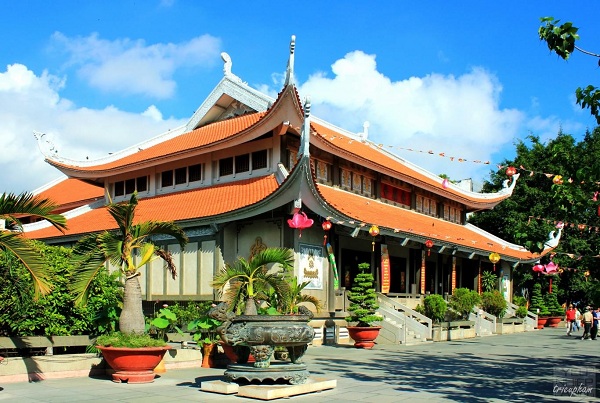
[
  {"x1": 0, "y1": 192, "x2": 67, "y2": 297},
  {"x1": 266, "y1": 277, "x2": 322, "y2": 314},
  {"x1": 211, "y1": 247, "x2": 294, "y2": 315},
  {"x1": 70, "y1": 192, "x2": 188, "y2": 335}
]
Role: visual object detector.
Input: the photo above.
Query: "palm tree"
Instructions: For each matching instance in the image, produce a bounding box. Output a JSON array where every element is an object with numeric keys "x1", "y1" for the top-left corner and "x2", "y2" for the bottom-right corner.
[
  {"x1": 0, "y1": 192, "x2": 67, "y2": 297},
  {"x1": 70, "y1": 192, "x2": 188, "y2": 334},
  {"x1": 211, "y1": 247, "x2": 294, "y2": 315},
  {"x1": 281, "y1": 277, "x2": 322, "y2": 314}
]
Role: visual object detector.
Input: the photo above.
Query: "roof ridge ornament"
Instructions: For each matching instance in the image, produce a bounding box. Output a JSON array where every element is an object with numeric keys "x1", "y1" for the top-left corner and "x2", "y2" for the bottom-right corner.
[
  {"x1": 221, "y1": 52, "x2": 232, "y2": 76},
  {"x1": 299, "y1": 96, "x2": 311, "y2": 158},
  {"x1": 284, "y1": 35, "x2": 296, "y2": 86}
]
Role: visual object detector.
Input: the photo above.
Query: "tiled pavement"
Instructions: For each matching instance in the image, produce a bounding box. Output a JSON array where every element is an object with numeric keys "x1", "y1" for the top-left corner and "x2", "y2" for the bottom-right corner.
[{"x1": 0, "y1": 326, "x2": 598, "y2": 402}]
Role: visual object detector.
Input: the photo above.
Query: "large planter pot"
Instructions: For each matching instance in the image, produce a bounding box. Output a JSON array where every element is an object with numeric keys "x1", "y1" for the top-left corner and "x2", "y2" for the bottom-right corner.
[
  {"x1": 97, "y1": 345, "x2": 171, "y2": 383},
  {"x1": 347, "y1": 326, "x2": 381, "y2": 349},
  {"x1": 201, "y1": 343, "x2": 217, "y2": 368},
  {"x1": 546, "y1": 316, "x2": 562, "y2": 328},
  {"x1": 537, "y1": 317, "x2": 549, "y2": 329}
]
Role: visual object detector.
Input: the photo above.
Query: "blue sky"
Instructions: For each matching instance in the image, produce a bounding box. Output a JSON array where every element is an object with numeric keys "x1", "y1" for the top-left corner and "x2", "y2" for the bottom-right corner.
[{"x1": 1, "y1": 1, "x2": 599, "y2": 193}]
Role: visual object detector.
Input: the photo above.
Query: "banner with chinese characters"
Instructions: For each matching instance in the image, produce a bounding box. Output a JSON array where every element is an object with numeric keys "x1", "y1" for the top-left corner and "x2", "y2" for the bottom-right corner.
[
  {"x1": 381, "y1": 244, "x2": 390, "y2": 294},
  {"x1": 299, "y1": 243, "x2": 324, "y2": 290}
]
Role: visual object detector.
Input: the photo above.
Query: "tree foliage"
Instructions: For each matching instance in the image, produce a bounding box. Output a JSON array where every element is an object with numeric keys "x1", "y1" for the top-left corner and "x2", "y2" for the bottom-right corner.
[
  {"x1": 539, "y1": 17, "x2": 600, "y2": 124},
  {"x1": 469, "y1": 129, "x2": 600, "y2": 307}
]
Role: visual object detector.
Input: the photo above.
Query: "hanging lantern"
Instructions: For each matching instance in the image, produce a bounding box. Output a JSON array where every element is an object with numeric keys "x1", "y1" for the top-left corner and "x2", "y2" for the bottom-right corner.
[
  {"x1": 425, "y1": 239, "x2": 434, "y2": 256},
  {"x1": 442, "y1": 178, "x2": 449, "y2": 189},
  {"x1": 489, "y1": 252, "x2": 500, "y2": 271},
  {"x1": 533, "y1": 263, "x2": 545, "y2": 273},
  {"x1": 506, "y1": 166, "x2": 517, "y2": 177},
  {"x1": 322, "y1": 220, "x2": 332, "y2": 245},
  {"x1": 369, "y1": 225, "x2": 380, "y2": 251},
  {"x1": 287, "y1": 211, "x2": 314, "y2": 238}
]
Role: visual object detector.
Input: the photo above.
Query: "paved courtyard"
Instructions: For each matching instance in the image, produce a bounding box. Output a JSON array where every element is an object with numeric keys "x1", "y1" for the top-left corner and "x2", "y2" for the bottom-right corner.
[{"x1": 0, "y1": 326, "x2": 598, "y2": 402}]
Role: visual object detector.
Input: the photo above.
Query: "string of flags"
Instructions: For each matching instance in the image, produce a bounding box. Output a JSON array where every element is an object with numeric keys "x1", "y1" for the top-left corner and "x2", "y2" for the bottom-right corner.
[
  {"x1": 527, "y1": 216, "x2": 600, "y2": 233},
  {"x1": 321, "y1": 132, "x2": 600, "y2": 187}
]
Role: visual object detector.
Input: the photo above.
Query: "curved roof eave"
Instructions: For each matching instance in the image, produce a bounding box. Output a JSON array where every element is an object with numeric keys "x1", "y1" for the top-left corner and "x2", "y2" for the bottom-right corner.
[{"x1": 309, "y1": 118, "x2": 518, "y2": 210}]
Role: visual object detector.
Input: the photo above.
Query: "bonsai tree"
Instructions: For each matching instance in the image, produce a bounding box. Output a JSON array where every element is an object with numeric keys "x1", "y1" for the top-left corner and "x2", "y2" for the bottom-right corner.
[
  {"x1": 422, "y1": 294, "x2": 447, "y2": 324},
  {"x1": 544, "y1": 289, "x2": 564, "y2": 317},
  {"x1": 0, "y1": 192, "x2": 67, "y2": 297},
  {"x1": 70, "y1": 192, "x2": 188, "y2": 336},
  {"x1": 345, "y1": 262, "x2": 381, "y2": 327},
  {"x1": 211, "y1": 247, "x2": 294, "y2": 315},
  {"x1": 529, "y1": 283, "x2": 550, "y2": 317},
  {"x1": 449, "y1": 288, "x2": 481, "y2": 320}
]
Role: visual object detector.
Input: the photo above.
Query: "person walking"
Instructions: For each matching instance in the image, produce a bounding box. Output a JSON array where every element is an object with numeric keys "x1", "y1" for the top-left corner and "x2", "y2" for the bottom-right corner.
[
  {"x1": 581, "y1": 306, "x2": 594, "y2": 340},
  {"x1": 592, "y1": 307, "x2": 600, "y2": 340},
  {"x1": 573, "y1": 306, "x2": 581, "y2": 332},
  {"x1": 565, "y1": 305, "x2": 576, "y2": 336}
]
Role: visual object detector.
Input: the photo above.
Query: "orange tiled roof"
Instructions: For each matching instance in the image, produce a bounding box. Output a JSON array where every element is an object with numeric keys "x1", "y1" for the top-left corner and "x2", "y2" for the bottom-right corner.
[
  {"x1": 35, "y1": 178, "x2": 104, "y2": 206},
  {"x1": 47, "y1": 112, "x2": 267, "y2": 173},
  {"x1": 27, "y1": 174, "x2": 279, "y2": 240},
  {"x1": 316, "y1": 183, "x2": 537, "y2": 261},
  {"x1": 311, "y1": 121, "x2": 509, "y2": 206}
]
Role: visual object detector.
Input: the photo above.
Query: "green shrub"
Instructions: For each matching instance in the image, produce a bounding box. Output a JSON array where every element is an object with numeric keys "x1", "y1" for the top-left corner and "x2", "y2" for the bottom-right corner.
[
  {"x1": 481, "y1": 290, "x2": 508, "y2": 318},
  {"x1": 423, "y1": 294, "x2": 447, "y2": 323},
  {"x1": 513, "y1": 295, "x2": 527, "y2": 307},
  {"x1": 449, "y1": 288, "x2": 481, "y2": 319},
  {"x1": 515, "y1": 306, "x2": 528, "y2": 318},
  {"x1": 345, "y1": 263, "x2": 381, "y2": 327},
  {"x1": 481, "y1": 271, "x2": 498, "y2": 292},
  {"x1": 0, "y1": 242, "x2": 122, "y2": 337},
  {"x1": 96, "y1": 332, "x2": 167, "y2": 348}
]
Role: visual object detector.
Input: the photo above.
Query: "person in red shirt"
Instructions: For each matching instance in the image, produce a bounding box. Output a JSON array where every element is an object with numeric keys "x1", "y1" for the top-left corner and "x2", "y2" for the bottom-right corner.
[{"x1": 565, "y1": 305, "x2": 576, "y2": 336}]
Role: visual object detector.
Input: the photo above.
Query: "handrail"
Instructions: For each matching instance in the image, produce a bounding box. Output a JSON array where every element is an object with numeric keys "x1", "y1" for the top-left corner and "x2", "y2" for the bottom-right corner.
[
  {"x1": 506, "y1": 302, "x2": 538, "y2": 331},
  {"x1": 377, "y1": 293, "x2": 432, "y2": 339},
  {"x1": 469, "y1": 307, "x2": 497, "y2": 336}
]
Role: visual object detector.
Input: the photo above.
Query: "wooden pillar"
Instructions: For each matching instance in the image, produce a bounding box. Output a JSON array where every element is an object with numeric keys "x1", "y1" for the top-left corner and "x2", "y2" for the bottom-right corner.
[
  {"x1": 451, "y1": 256, "x2": 457, "y2": 294},
  {"x1": 420, "y1": 249, "x2": 426, "y2": 294}
]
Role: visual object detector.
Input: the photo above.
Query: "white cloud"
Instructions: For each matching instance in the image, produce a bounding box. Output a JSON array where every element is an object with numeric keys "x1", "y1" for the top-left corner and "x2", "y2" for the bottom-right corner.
[
  {"x1": 297, "y1": 50, "x2": 526, "y2": 181},
  {"x1": 50, "y1": 32, "x2": 221, "y2": 98},
  {"x1": 0, "y1": 63, "x2": 186, "y2": 194}
]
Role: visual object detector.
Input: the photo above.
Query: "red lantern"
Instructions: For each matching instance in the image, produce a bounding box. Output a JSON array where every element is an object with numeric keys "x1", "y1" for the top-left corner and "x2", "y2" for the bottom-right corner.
[
  {"x1": 506, "y1": 166, "x2": 517, "y2": 177},
  {"x1": 425, "y1": 239, "x2": 433, "y2": 256},
  {"x1": 322, "y1": 220, "x2": 332, "y2": 245},
  {"x1": 533, "y1": 263, "x2": 545, "y2": 273},
  {"x1": 369, "y1": 225, "x2": 379, "y2": 251},
  {"x1": 287, "y1": 211, "x2": 314, "y2": 237}
]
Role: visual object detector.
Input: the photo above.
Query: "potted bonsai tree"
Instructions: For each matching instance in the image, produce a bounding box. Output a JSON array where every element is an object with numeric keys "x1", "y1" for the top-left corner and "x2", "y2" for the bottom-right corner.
[
  {"x1": 70, "y1": 192, "x2": 188, "y2": 383},
  {"x1": 544, "y1": 287, "x2": 564, "y2": 327},
  {"x1": 530, "y1": 283, "x2": 550, "y2": 329},
  {"x1": 345, "y1": 262, "x2": 382, "y2": 349}
]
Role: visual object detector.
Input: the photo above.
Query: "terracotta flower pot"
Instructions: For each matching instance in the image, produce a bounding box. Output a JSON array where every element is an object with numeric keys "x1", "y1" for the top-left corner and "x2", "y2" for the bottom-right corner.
[
  {"x1": 201, "y1": 343, "x2": 217, "y2": 368},
  {"x1": 98, "y1": 345, "x2": 171, "y2": 383},
  {"x1": 536, "y1": 317, "x2": 549, "y2": 329},
  {"x1": 347, "y1": 326, "x2": 381, "y2": 349},
  {"x1": 546, "y1": 316, "x2": 562, "y2": 327}
]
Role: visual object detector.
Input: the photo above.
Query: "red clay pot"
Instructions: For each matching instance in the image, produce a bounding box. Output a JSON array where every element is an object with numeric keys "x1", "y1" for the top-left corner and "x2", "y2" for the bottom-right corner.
[
  {"x1": 347, "y1": 326, "x2": 382, "y2": 349},
  {"x1": 97, "y1": 346, "x2": 171, "y2": 383},
  {"x1": 536, "y1": 317, "x2": 549, "y2": 329},
  {"x1": 546, "y1": 316, "x2": 562, "y2": 327}
]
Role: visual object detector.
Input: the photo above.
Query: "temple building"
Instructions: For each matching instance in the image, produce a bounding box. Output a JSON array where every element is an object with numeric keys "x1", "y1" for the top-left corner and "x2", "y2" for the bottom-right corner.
[{"x1": 25, "y1": 36, "x2": 550, "y2": 322}]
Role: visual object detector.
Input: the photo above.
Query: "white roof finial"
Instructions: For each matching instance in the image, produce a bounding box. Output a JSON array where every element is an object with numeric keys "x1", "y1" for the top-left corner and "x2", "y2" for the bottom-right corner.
[
  {"x1": 221, "y1": 52, "x2": 232, "y2": 76},
  {"x1": 284, "y1": 35, "x2": 296, "y2": 86},
  {"x1": 362, "y1": 121, "x2": 370, "y2": 139}
]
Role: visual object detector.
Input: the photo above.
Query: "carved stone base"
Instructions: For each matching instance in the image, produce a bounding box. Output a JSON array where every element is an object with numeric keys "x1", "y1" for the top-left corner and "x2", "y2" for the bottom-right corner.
[{"x1": 225, "y1": 362, "x2": 309, "y2": 385}]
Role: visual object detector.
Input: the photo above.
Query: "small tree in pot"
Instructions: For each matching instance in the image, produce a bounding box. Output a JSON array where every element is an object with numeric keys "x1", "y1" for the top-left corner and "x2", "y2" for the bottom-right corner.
[{"x1": 345, "y1": 262, "x2": 382, "y2": 348}]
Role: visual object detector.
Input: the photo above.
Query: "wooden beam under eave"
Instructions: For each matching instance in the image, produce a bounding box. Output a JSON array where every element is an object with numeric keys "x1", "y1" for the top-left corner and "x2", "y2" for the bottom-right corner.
[{"x1": 274, "y1": 121, "x2": 290, "y2": 136}]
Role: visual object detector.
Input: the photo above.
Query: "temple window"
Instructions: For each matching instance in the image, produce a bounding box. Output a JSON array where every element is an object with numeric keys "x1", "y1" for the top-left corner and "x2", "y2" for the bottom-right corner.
[
  {"x1": 416, "y1": 194, "x2": 437, "y2": 216},
  {"x1": 175, "y1": 167, "x2": 187, "y2": 185},
  {"x1": 113, "y1": 175, "x2": 149, "y2": 197},
  {"x1": 162, "y1": 170, "x2": 173, "y2": 187},
  {"x1": 236, "y1": 154, "x2": 250, "y2": 173},
  {"x1": 219, "y1": 157, "x2": 234, "y2": 176},
  {"x1": 315, "y1": 160, "x2": 331, "y2": 183},
  {"x1": 189, "y1": 164, "x2": 202, "y2": 182},
  {"x1": 443, "y1": 203, "x2": 463, "y2": 224},
  {"x1": 252, "y1": 150, "x2": 268, "y2": 170},
  {"x1": 381, "y1": 183, "x2": 411, "y2": 207}
]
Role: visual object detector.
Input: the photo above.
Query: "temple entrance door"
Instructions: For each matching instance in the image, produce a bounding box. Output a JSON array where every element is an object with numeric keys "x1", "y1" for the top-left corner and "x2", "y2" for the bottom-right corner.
[
  {"x1": 425, "y1": 261, "x2": 437, "y2": 294},
  {"x1": 341, "y1": 249, "x2": 372, "y2": 290},
  {"x1": 389, "y1": 256, "x2": 407, "y2": 293}
]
